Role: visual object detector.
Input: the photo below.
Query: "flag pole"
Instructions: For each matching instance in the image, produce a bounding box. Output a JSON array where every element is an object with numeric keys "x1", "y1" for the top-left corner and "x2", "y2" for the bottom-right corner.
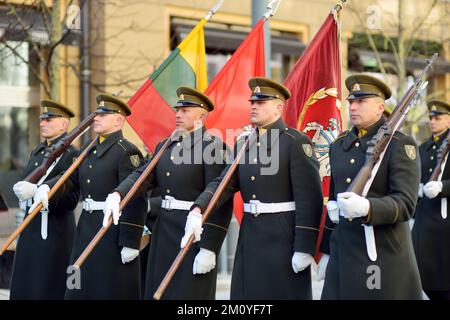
[
  {"x1": 205, "y1": 0, "x2": 225, "y2": 21},
  {"x1": 332, "y1": 0, "x2": 347, "y2": 14},
  {"x1": 263, "y1": 0, "x2": 282, "y2": 20}
]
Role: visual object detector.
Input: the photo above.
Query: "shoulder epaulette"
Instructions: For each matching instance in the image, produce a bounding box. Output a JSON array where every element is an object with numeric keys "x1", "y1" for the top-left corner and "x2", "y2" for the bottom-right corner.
[
  {"x1": 332, "y1": 130, "x2": 349, "y2": 143},
  {"x1": 282, "y1": 127, "x2": 302, "y2": 140},
  {"x1": 203, "y1": 132, "x2": 216, "y2": 141}
]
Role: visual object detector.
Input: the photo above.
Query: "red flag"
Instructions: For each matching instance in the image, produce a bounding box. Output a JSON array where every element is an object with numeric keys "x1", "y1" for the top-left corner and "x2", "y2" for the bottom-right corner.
[
  {"x1": 283, "y1": 12, "x2": 342, "y2": 261},
  {"x1": 205, "y1": 19, "x2": 266, "y2": 223},
  {"x1": 205, "y1": 20, "x2": 266, "y2": 146}
]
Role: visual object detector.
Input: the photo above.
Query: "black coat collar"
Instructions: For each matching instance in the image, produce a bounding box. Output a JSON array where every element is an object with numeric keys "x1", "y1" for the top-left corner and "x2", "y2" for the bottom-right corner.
[
  {"x1": 33, "y1": 133, "x2": 68, "y2": 155},
  {"x1": 95, "y1": 130, "x2": 124, "y2": 158},
  {"x1": 425, "y1": 129, "x2": 449, "y2": 151},
  {"x1": 255, "y1": 117, "x2": 286, "y2": 151},
  {"x1": 342, "y1": 117, "x2": 385, "y2": 151},
  {"x1": 181, "y1": 126, "x2": 205, "y2": 150}
]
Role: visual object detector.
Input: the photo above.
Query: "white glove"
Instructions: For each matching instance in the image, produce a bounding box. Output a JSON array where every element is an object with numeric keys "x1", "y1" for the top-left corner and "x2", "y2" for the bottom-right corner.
[
  {"x1": 180, "y1": 209, "x2": 203, "y2": 248},
  {"x1": 13, "y1": 181, "x2": 37, "y2": 201},
  {"x1": 103, "y1": 193, "x2": 121, "y2": 227},
  {"x1": 409, "y1": 218, "x2": 415, "y2": 230},
  {"x1": 418, "y1": 183, "x2": 424, "y2": 198},
  {"x1": 337, "y1": 192, "x2": 370, "y2": 220},
  {"x1": 423, "y1": 181, "x2": 443, "y2": 199},
  {"x1": 317, "y1": 254, "x2": 329, "y2": 281},
  {"x1": 291, "y1": 252, "x2": 313, "y2": 273},
  {"x1": 28, "y1": 184, "x2": 50, "y2": 213},
  {"x1": 327, "y1": 200, "x2": 340, "y2": 224},
  {"x1": 193, "y1": 248, "x2": 216, "y2": 275},
  {"x1": 120, "y1": 247, "x2": 139, "y2": 264}
]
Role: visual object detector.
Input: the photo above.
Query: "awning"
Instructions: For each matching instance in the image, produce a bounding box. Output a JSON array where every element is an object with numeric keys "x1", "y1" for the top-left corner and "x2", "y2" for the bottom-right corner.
[
  {"x1": 173, "y1": 23, "x2": 306, "y2": 56},
  {"x1": 355, "y1": 49, "x2": 450, "y2": 75}
]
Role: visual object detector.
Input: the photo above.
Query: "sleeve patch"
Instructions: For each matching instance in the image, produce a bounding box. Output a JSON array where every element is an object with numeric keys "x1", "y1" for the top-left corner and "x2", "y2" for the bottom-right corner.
[
  {"x1": 302, "y1": 144, "x2": 313, "y2": 157},
  {"x1": 404, "y1": 145, "x2": 416, "y2": 160},
  {"x1": 130, "y1": 154, "x2": 141, "y2": 167}
]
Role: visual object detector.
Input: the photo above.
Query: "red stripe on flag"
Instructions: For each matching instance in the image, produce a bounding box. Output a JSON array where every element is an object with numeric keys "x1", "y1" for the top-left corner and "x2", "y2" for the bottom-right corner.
[{"x1": 127, "y1": 79, "x2": 175, "y2": 152}]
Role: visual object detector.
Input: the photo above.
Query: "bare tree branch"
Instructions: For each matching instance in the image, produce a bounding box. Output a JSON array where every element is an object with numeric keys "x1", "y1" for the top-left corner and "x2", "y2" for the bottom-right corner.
[
  {"x1": 0, "y1": 39, "x2": 51, "y2": 96},
  {"x1": 4, "y1": 2, "x2": 46, "y2": 63},
  {"x1": 405, "y1": 0, "x2": 439, "y2": 56},
  {"x1": 348, "y1": 3, "x2": 388, "y2": 76}
]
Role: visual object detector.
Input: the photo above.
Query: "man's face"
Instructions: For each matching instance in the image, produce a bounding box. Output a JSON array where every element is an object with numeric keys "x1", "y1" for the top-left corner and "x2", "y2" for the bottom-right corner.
[
  {"x1": 40, "y1": 117, "x2": 68, "y2": 140},
  {"x1": 250, "y1": 99, "x2": 282, "y2": 127},
  {"x1": 429, "y1": 114, "x2": 450, "y2": 135},
  {"x1": 175, "y1": 107, "x2": 205, "y2": 132},
  {"x1": 348, "y1": 97, "x2": 384, "y2": 129},
  {"x1": 93, "y1": 112, "x2": 123, "y2": 135}
]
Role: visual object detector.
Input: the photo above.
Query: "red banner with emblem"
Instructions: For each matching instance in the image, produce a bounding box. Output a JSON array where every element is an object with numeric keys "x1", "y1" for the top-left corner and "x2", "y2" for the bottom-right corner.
[{"x1": 283, "y1": 12, "x2": 342, "y2": 262}]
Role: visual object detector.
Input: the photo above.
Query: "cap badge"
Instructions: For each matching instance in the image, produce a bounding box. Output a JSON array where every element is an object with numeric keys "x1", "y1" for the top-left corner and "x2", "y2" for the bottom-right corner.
[
  {"x1": 254, "y1": 86, "x2": 261, "y2": 93},
  {"x1": 99, "y1": 101, "x2": 105, "y2": 107},
  {"x1": 352, "y1": 83, "x2": 361, "y2": 91},
  {"x1": 179, "y1": 94, "x2": 184, "y2": 100}
]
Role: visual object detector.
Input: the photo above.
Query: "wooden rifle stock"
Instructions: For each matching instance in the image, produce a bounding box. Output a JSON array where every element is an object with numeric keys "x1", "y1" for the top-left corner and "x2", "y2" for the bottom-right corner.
[
  {"x1": 0, "y1": 138, "x2": 97, "y2": 255},
  {"x1": 72, "y1": 134, "x2": 173, "y2": 268},
  {"x1": 25, "y1": 113, "x2": 96, "y2": 183},
  {"x1": 153, "y1": 130, "x2": 255, "y2": 300}
]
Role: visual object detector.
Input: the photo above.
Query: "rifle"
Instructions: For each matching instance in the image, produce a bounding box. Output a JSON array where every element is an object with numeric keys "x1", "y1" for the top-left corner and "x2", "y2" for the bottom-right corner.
[
  {"x1": 427, "y1": 130, "x2": 450, "y2": 220},
  {"x1": 72, "y1": 132, "x2": 174, "y2": 268},
  {"x1": 429, "y1": 130, "x2": 450, "y2": 182},
  {"x1": 153, "y1": 129, "x2": 256, "y2": 300},
  {"x1": 347, "y1": 53, "x2": 438, "y2": 261},
  {"x1": 24, "y1": 112, "x2": 96, "y2": 183},
  {"x1": 0, "y1": 138, "x2": 97, "y2": 255}
]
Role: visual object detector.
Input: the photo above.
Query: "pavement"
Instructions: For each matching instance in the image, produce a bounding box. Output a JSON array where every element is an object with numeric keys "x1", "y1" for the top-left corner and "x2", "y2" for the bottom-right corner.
[
  {"x1": 215, "y1": 267, "x2": 324, "y2": 300},
  {"x1": 0, "y1": 270, "x2": 323, "y2": 301}
]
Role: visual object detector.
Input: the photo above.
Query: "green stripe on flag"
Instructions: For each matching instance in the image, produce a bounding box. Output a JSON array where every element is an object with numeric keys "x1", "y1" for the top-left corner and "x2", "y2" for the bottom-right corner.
[{"x1": 151, "y1": 50, "x2": 196, "y2": 109}]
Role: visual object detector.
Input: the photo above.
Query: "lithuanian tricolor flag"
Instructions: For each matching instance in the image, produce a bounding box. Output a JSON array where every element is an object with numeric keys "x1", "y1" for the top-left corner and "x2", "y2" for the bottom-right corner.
[{"x1": 127, "y1": 19, "x2": 208, "y2": 152}]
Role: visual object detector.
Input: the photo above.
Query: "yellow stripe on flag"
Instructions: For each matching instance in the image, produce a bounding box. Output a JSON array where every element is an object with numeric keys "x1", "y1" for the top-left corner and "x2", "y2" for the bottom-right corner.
[{"x1": 178, "y1": 19, "x2": 208, "y2": 92}]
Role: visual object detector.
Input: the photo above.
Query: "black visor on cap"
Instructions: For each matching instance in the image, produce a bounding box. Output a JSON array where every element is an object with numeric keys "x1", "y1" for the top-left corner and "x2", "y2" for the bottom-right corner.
[
  {"x1": 175, "y1": 101, "x2": 202, "y2": 107},
  {"x1": 429, "y1": 110, "x2": 448, "y2": 117},
  {"x1": 39, "y1": 112, "x2": 64, "y2": 120},
  {"x1": 249, "y1": 93, "x2": 277, "y2": 101},
  {"x1": 95, "y1": 107, "x2": 120, "y2": 114},
  {"x1": 347, "y1": 92, "x2": 381, "y2": 101}
]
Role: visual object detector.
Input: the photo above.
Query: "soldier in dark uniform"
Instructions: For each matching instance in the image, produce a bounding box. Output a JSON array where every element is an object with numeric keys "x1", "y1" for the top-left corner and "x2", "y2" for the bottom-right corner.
[
  {"x1": 412, "y1": 99, "x2": 450, "y2": 300},
  {"x1": 104, "y1": 87, "x2": 233, "y2": 300},
  {"x1": 318, "y1": 74, "x2": 422, "y2": 299},
  {"x1": 181, "y1": 78, "x2": 323, "y2": 300},
  {"x1": 10, "y1": 101, "x2": 79, "y2": 299},
  {"x1": 30, "y1": 94, "x2": 147, "y2": 299}
]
